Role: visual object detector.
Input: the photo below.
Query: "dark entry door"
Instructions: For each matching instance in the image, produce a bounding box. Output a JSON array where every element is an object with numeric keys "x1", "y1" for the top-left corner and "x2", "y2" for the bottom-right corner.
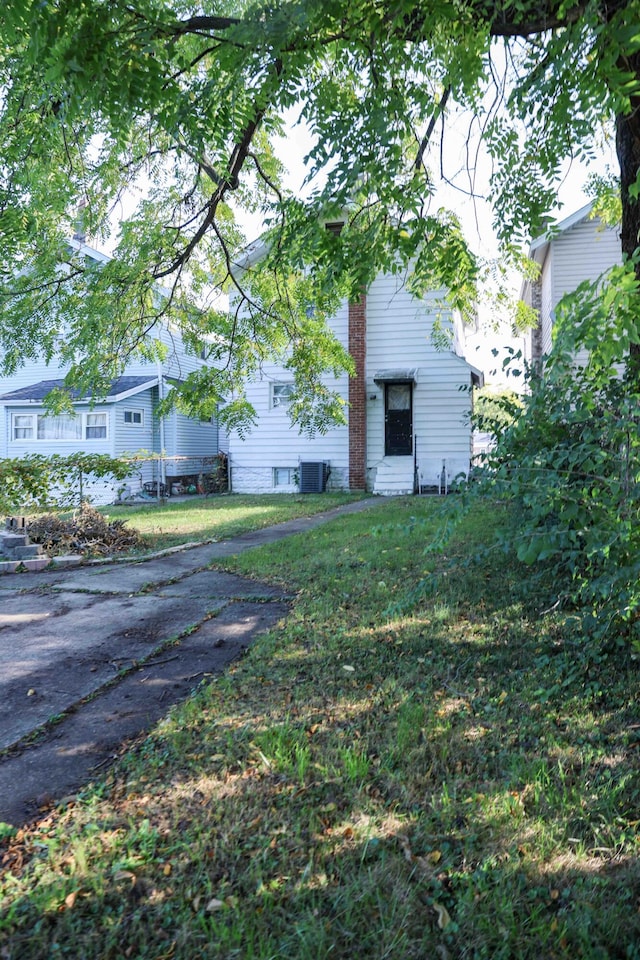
[{"x1": 385, "y1": 382, "x2": 413, "y2": 456}]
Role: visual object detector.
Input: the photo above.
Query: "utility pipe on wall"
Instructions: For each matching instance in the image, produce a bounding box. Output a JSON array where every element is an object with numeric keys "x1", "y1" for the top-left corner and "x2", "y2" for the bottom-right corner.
[{"x1": 156, "y1": 360, "x2": 166, "y2": 499}]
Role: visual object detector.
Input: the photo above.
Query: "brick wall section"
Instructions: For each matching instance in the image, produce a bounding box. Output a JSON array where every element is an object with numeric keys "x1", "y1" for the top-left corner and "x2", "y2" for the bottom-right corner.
[{"x1": 348, "y1": 294, "x2": 367, "y2": 490}]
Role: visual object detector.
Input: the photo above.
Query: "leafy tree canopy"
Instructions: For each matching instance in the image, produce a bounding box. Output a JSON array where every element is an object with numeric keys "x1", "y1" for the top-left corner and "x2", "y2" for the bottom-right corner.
[
  {"x1": 1, "y1": 0, "x2": 639, "y2": 429},
  {"x1": 473, "y1": 386, "x2": 523, "y2": 438}
]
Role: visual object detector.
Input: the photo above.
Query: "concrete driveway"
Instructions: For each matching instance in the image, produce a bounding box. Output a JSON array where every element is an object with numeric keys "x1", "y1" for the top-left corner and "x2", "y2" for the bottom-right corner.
[{"x1": 0, "y1": 497, "x2": 382, "y2": 825}]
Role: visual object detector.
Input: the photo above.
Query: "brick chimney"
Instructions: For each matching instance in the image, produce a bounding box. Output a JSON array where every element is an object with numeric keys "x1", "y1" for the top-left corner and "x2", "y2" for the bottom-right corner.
[{"x1": 348, "y1": 293, "x2": 367, "y2": 490}]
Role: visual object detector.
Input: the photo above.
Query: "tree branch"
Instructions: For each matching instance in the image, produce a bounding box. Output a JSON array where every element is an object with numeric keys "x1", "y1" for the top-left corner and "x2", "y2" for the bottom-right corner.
[{"x1": 414, "y1": 86, "x2": 450, "y2": 171}]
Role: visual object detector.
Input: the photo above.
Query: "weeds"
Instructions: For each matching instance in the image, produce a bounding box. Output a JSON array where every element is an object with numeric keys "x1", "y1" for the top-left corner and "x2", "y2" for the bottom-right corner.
[{"x1": 1, "y1": 497, "x2": 639, "y2": 958}]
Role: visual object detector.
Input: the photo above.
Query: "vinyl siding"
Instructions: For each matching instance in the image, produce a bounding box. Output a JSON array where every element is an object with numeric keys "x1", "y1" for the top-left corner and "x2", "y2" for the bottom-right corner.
[
  {"x1": 549, "y1": 217, "x2": 620, "y2": 309},
  {"x1": 549, "y1": 217, "x2": 620, "y2": 368},
  {"x1": 0, "y1": 322, "x2": 205, "y2": 398},
  {"x1": 229, "y1": 274, "x2": 475, "y2": 492},
  {"x1": 112, "y1": 393, "x2": 155, "y2": 457},
  {"x1": 3, "y1": 404, "x2": 123, "y2": 502},
  {"x1": 5, "y1": 404, "x2": 114, "y2": 458},
  {"x1": 162, "y1": 410, "x2": 219, "y2": 478},
  {"x1": 540, "y1": 249, "x2": 554, "y2": 357},
  {"x1": 366, "y1": 274, "x2": 473, "y2": 486},
  {"x1": 229, "y1": 302, "x2": 350, "y2": 493}
]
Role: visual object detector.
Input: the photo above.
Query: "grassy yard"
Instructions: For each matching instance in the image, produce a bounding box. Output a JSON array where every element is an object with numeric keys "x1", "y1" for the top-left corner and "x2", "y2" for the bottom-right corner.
[
  {"x1": 104, "y1": 492, "x2": 366, "y2": 552},
  {"x1": 1, "y1": 497, "x2": 639, "y2": 958}
]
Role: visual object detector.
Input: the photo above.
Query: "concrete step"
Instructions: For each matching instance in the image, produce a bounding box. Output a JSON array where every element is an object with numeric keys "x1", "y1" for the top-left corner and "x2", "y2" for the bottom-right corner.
[
  {"x1": 0, "y1": 533, "x2": 29, "y2": 550},
  {"x1": 373, "y1": 459, "x2": 415, "y2": 495},
  {"x1": 13, "y1": 544, "x2": 44, "y2": 559}
]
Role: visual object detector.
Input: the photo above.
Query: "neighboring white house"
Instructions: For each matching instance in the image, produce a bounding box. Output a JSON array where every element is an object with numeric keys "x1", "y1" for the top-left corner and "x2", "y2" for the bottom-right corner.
[
  {"x1": 521, "y1": 202, "x2": 621, "y2": 367},
  {"x1": 226, "y1": 267, "x2": 483, "y2": 496},
  {"x1": 0, "y1": 240, "x2": 220, "y2": 503}
]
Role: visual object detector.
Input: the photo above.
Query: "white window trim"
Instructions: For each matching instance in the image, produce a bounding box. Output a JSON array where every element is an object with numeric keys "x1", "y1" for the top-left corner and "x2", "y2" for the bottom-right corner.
[
  {"x1": 273, "y1": 466, "x2": 297, "y2": 487},
  {"x1": 10, "y1": 411, "x2": 109, "y2": 442},
  {"x1": 11, "y1": 414, "x2": 35, "y2": 440},
  {"x1": 123, "y1": 409, "x2": 144, "y2": 426},
  {"x1": 271, "y1": 382, "x2": 294, "y2": 409}
]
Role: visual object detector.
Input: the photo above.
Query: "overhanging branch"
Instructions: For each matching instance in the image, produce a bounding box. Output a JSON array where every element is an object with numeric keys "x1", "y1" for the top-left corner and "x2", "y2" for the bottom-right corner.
[{"x1": 415, "y1": 86, "x2": 450, "y2": 171}]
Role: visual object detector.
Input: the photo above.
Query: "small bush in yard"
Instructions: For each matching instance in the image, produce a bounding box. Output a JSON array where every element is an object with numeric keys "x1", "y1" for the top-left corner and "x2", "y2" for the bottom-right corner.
[{"x1": 27, "y1": 502, "x2": 141, "y2": 556}]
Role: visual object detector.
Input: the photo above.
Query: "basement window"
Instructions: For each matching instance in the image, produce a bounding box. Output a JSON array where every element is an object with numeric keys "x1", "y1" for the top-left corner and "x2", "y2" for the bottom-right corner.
[{"x1": 273, "y1": 467, "x2": 296, "y2": 487}]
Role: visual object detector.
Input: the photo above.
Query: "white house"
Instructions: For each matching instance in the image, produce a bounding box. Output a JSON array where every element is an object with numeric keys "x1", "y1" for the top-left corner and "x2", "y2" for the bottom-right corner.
[
  {"x1": 0, "y1": 241, "x2": 220, "y2": 503},
  {"x1": 226, "y1": 269, "x2": 483, "y2": 496},
  {"x1": 521, "y1": 202, "x2": 621, "y2": 367}
]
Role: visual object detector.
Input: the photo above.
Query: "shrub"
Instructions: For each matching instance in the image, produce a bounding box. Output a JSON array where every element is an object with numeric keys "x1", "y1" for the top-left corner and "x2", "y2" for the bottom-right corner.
[
  {"x1": 474, "y1": 259, "x2": 640, "y2": 649},
  {"x1": 0, "y1": 452, "x2": 136, "y2": 513}
]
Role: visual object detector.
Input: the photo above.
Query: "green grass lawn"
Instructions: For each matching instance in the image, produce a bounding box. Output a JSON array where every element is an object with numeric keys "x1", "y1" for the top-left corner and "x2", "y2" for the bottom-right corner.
[
  {"x1": 104, "y1": 492, "x2": 367, "y2": 552},
  {"x1": 1, "y1": 497, "x2": 639, "y2": 958}
]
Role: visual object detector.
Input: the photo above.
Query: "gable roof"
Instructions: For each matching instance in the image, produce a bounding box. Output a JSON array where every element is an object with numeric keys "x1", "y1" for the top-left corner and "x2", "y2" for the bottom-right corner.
[
  {"x1": 0, "y1": 375, "x2": 158, "y2": 404},
  {"x1": 529, "y1": 201, "x2": 595, "y2": 259},
  {"x1": 520, "y1": 202, "x2": 597, "y2": 304}
]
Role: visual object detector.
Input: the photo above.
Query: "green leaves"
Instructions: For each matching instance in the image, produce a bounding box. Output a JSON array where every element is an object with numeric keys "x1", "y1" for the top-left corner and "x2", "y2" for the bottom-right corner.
[
  {"x1": 470, "y1": 266, "x2": 640, "y2": 647},
  {"x1": 0, "y1": 452, "x2": 137, "y2": 512},
  {"x1": 0, "y1": 0, "x2": 638, "y2": 425}
]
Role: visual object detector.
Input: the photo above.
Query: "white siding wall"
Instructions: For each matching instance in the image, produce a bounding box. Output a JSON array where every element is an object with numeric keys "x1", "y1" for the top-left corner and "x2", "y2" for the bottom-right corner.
[
  {"x1": 0, "y1": 324, "x2": 204, "y2": 397},
  {"x1": 2, "y1": 403, "x2": 126, "y2": 503},
  {"x1": 0, "y1": 351, "x2": 162, "y2": 396},
  {"x1": 4, "y1": 403, "x2": 114, "y2": 459},
  {"x1": 110, "y1": 392, "x2": 156, "y2": 495},
  {"x1": 549, "y1": 217, "x2": 621, "y2": 367},
  {"x1": 1, "y1": 322, "x2": 222, "y2": 478},
  {"x1": 365, "y1": 274, "x2": 473, "y2": 488},
  {"x1": 540, "y1": 249, "x2": 554, "y2": 357},
  {"x1": 164, "y1": 410, "x2": 218, "y2": 459},
  {"x1": 229, "y1": 302, "x2": 351, "y2": 493},
  {"x1": 550, "y1": 218, "x2": 620, "y2": 309},
  {"x1": 112, "y1": 393, "x2": 155, "y2": 456},
  {"x1": 161, "y1": 408, "x2": 218, "y2": 479},
  {"x1": 228, "y1": 275, "x2": 475, "y2": 494}
]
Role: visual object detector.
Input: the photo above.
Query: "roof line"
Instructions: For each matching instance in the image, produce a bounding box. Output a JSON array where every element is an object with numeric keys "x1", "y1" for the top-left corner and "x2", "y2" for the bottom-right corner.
[{"x1": 530, "y1": 201, "x2": 595, "y2": 252}]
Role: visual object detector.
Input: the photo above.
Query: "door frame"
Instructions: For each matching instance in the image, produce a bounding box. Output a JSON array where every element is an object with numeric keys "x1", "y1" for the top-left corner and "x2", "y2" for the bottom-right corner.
[{"x1": 384, "y1": 380, "x2": 413, "y2": 457}]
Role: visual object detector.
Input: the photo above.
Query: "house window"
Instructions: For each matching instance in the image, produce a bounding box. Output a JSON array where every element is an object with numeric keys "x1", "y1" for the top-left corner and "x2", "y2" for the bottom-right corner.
[
  {"x1": 271, "y1": 383, "x2": 294, "y2": 408},
  {"x1": 124, "y1": 410, "x2": 143, "y2": 426},
  {"x1": 85, "y1": 413, "x2": 107, "y2": 439},
  {"x1": 12, "y1": 415, "x2": 34, "y2": 440},
  {"x1": 11, "y1": 412, "x2": 107, "y2": 441},
  {"x1": 37, "y1": 415, "x2": 83, "y2": 440},
  {"x1": 273, "y1": 467, "x2": 296, "y2": 487}
]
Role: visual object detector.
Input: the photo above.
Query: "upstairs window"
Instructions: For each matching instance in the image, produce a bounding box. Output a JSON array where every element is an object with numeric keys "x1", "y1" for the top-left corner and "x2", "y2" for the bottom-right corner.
[{"x1": 271, "y1": 383, "x2": 294, "y2": 408}]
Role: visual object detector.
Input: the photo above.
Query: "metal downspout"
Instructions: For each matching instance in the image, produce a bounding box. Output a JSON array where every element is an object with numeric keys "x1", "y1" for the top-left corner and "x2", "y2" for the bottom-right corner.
[{"x1": 156, "y1": 361, "x2": 166, "y2": 499}]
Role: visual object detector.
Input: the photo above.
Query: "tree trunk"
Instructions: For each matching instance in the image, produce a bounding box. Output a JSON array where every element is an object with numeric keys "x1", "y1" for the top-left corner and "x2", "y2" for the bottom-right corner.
[{"x1": 615, "y1": 55, "x2": 640, "y2": 377}]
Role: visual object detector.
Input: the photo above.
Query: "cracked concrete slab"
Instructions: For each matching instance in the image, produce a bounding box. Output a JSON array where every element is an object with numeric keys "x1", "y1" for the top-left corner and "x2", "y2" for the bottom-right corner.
[
  {"x1": 0, "y1": 591, "x2": 223, "y2": 751},
  {"x1": 0, "y1": 600, "x2": 290, "y2": 825},
  {"x1": 0, "y1": 496, "x2": 385, "y2": 826}
]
